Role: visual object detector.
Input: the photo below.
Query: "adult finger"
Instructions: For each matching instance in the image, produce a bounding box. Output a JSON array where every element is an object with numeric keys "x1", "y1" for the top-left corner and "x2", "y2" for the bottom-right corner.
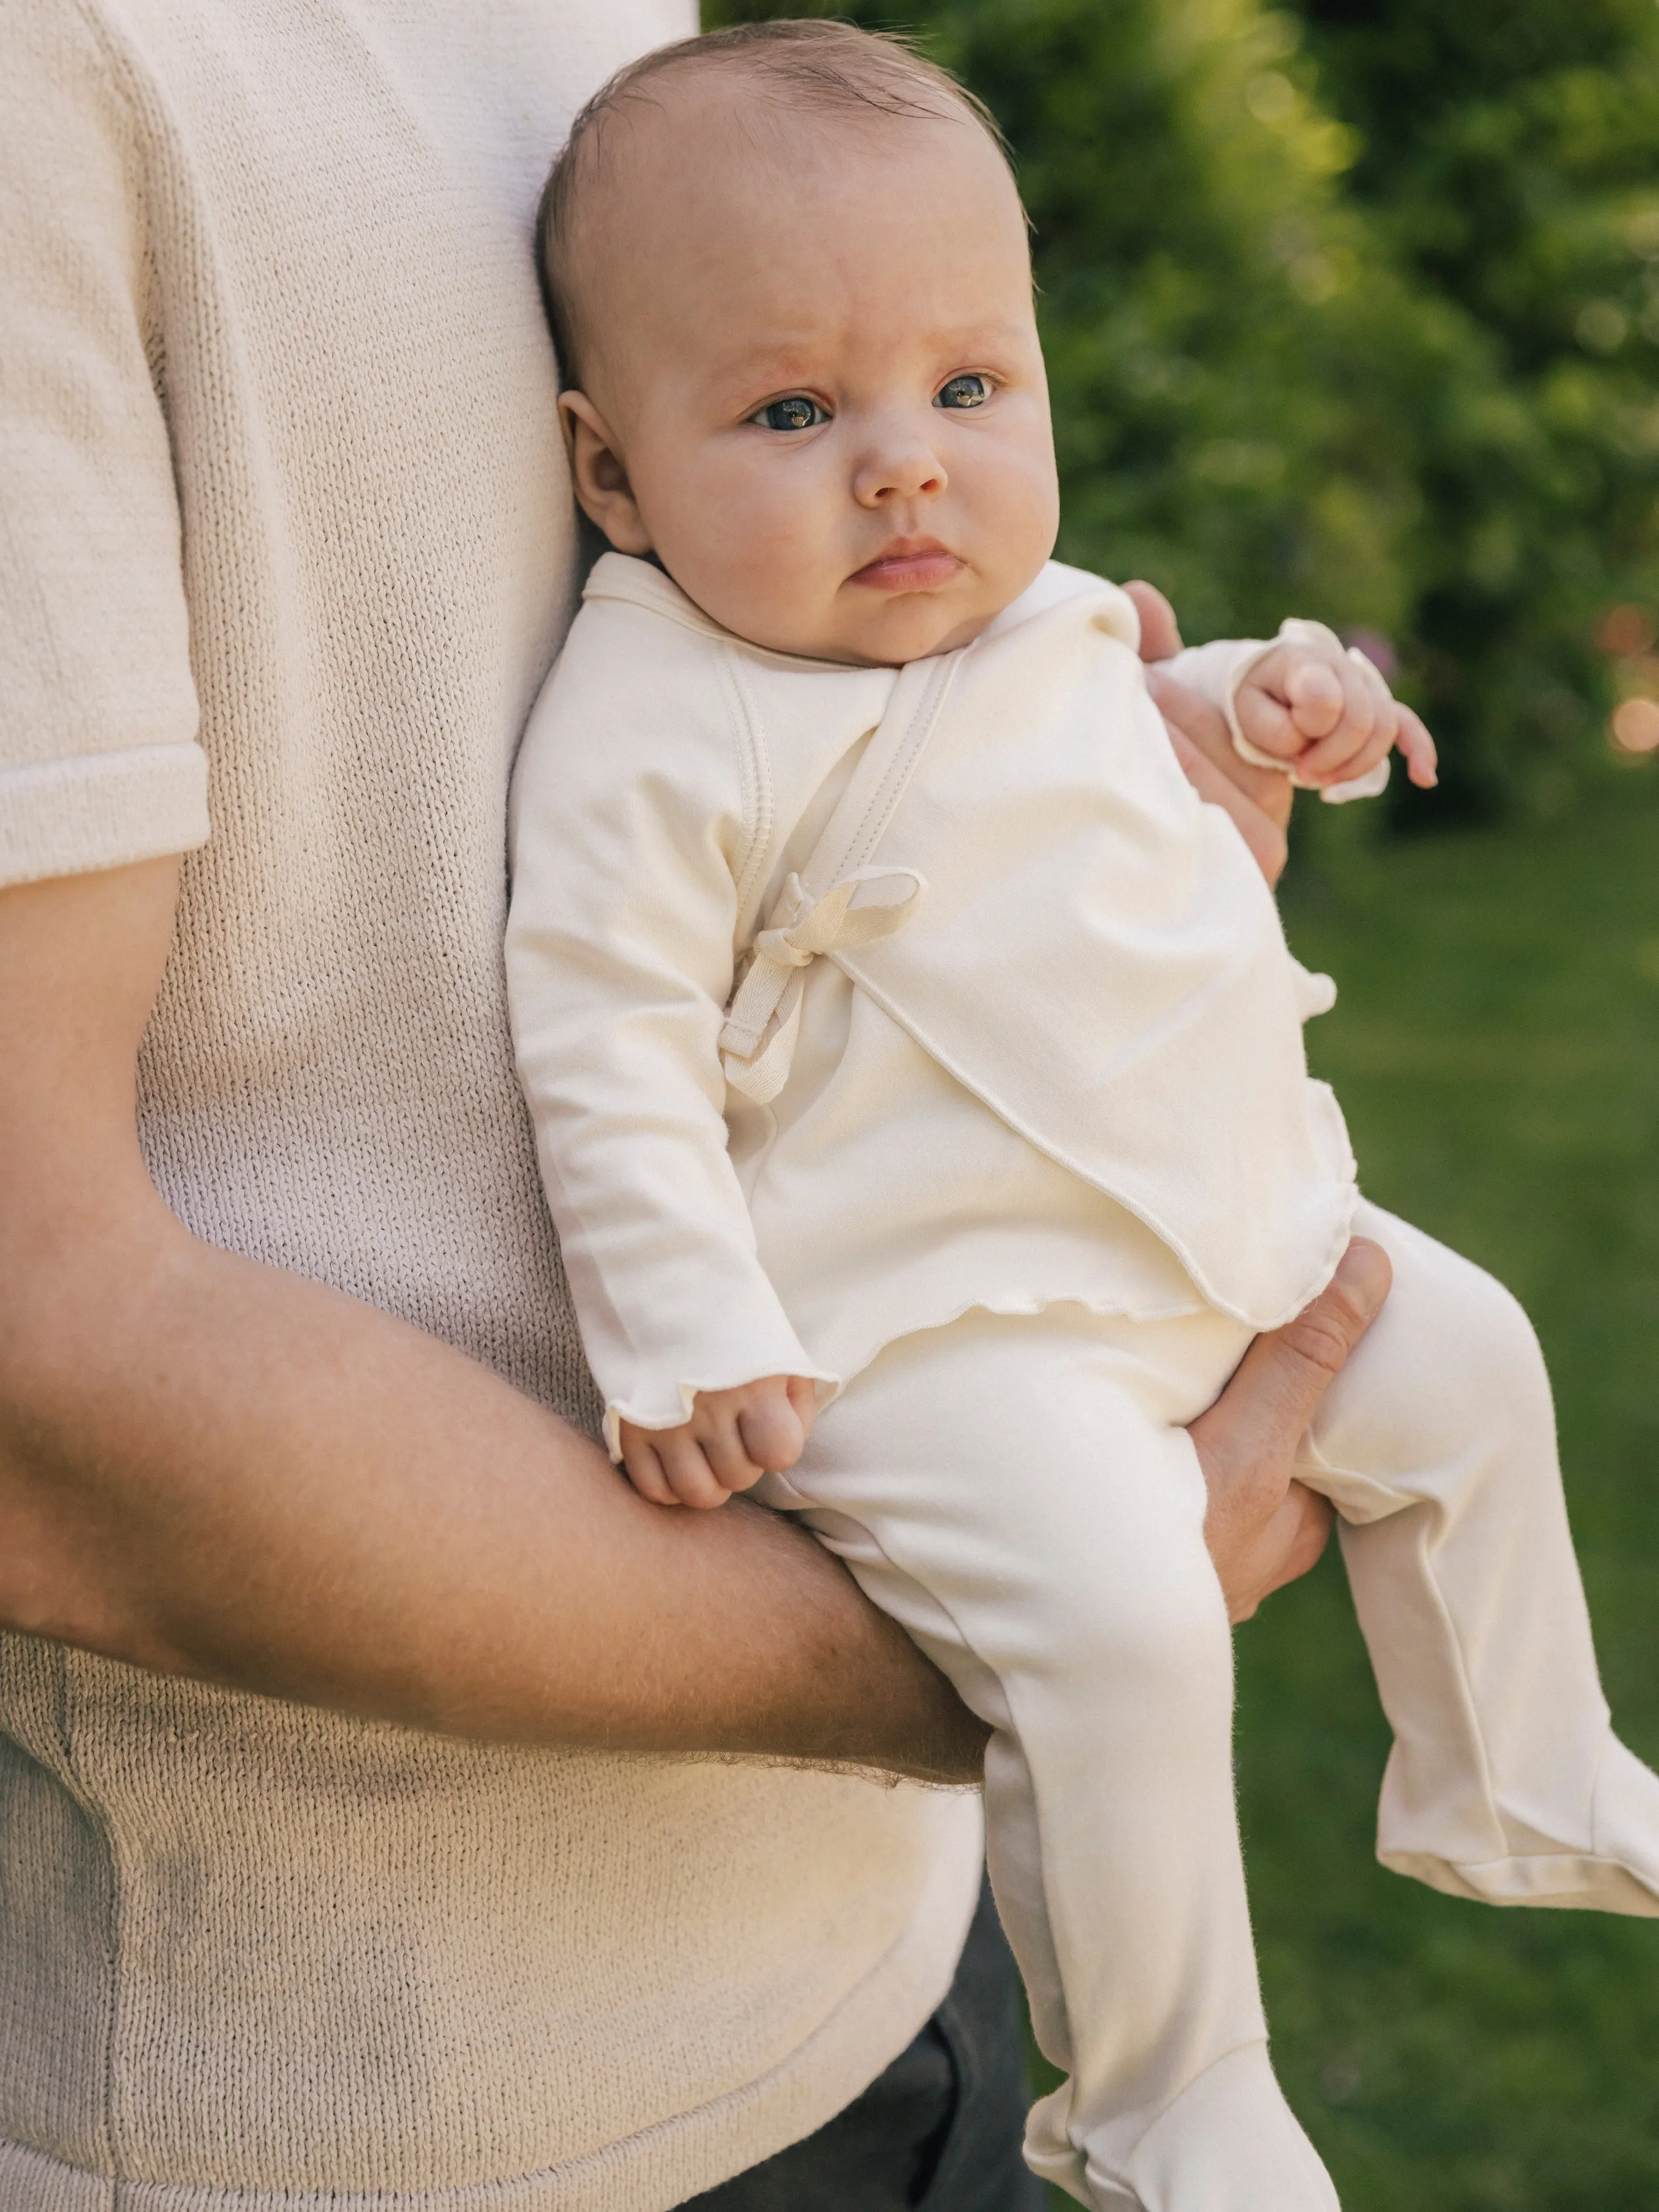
[
  {"x1": 1234, "y1": 1237, "x2": 1392, "y2": 1442},
  {"x1": 1123, "y1": 579, "x2": 1183, "y2": 661},
  {"x1": 1191, "y1": 1238, "x2": 1391, "y2": 1618},
  {"x1": 1147, "y1": 671, "x2": 1292, "y2": 822},
  {"x1": 1164, "y1": 724, "x2": 1289, "y2": 887},
  {"x1": 1227, "y1": 1483, "x2": 1335, "y2": 1624}
]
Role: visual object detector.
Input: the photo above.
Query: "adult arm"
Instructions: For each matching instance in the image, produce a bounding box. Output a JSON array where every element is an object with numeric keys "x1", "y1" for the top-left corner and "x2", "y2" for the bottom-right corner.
[
  {"x1": 0, "y1": 857, "x2": 1378, "y2": 1773},
  {"x1": 0, "y1": 853, "x2": 981, "y2": 1781}
]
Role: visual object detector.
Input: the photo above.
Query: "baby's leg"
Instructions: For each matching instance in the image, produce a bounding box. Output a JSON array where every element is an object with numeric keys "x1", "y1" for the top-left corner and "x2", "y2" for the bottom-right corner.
[
  {"x1": 771, "y1": 1307, "x2": 1338, "y2": 2212},
  {"x1": 1301, "y1": 1200, "x2": 1659, "y2": 1913}
]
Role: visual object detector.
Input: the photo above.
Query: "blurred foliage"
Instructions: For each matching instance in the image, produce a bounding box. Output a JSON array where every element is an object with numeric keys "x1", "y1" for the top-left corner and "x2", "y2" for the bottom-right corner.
[
  {"x1": 704, "y1": 0, "x2": 1659, "y2": 818},
  {"x1": 1291, "y1": 0, "x2": 1659, "y2": 817}
]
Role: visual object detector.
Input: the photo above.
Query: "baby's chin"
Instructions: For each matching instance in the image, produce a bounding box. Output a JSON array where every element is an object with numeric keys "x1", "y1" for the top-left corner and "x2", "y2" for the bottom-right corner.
[
  {"x1": 832, "y1": 593, "x2": 1006, "y2": 668},
  {"x1": 773, "y1": 584, "x2": 1009, "y2": 669},
  {"x1": 660, "y1": 559, "x2": 1014, "y2": 668}
]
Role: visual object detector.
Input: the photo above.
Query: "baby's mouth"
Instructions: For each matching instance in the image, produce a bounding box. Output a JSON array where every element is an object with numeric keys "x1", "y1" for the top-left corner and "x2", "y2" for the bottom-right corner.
[{"x1": 848, "y1": 538, "x2": 965, "y2": 593}]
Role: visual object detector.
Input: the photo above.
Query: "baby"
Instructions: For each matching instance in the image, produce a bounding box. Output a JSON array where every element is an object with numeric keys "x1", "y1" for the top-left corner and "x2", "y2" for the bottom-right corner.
[{"x1": 506, "y1": 23, "x2": 1659, "y2": 2212}]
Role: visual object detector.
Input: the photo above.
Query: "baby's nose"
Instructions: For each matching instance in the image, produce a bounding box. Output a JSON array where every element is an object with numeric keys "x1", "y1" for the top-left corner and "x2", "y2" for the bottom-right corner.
[{"x1": 854, "y1": 437, "x2": 947, "y2": 504}]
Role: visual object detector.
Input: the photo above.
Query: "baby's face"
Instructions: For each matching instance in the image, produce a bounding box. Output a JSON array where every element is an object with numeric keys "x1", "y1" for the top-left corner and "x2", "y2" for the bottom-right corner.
[{"x1": 560, "y1": 86, "x2": 1060, "y2": 666}]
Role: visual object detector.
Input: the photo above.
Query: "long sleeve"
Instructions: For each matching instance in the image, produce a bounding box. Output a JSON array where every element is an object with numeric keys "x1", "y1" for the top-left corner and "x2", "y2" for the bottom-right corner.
[{"x1": 506, "y1": 597, "x2": 830, "y2": 1450}]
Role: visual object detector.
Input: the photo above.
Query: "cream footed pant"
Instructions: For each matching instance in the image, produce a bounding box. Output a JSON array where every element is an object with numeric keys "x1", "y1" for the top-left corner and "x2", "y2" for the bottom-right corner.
[{"x1": 762, "y1": 1201, "x2": 1659, "y2": 2211}]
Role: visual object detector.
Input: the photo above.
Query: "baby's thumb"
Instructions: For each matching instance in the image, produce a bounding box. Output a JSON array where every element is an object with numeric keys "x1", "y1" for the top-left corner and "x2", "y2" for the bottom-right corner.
[
  {"x1": 737, "y1": 1385, "x2": 808, "y2": 1473},
  {"x1": 1284, "y1": 657, "x2": 1345, "y2": 738}
]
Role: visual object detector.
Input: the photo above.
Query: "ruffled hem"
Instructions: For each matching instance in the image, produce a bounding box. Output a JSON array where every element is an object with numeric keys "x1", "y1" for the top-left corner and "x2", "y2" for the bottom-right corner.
[{"x1": 810, "y1": 1284, "x2": 1217, "y2": 1406}]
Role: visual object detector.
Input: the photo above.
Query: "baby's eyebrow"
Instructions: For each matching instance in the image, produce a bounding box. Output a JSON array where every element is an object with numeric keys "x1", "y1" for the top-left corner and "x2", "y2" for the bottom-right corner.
[{"x1": 704, "y1": 341, "x2": 829, "y2": 397}]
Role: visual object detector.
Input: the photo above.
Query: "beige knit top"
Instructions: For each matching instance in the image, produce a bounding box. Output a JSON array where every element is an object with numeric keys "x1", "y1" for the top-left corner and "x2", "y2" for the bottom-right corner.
[{"x1": 0, "y1": 4, "x2": 983, "y2": 2205}]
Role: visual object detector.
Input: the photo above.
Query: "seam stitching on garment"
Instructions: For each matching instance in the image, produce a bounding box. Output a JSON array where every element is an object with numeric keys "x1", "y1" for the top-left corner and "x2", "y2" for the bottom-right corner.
[
  {"x1": 46, "y1": 1648, "x2": 121, "y2": 2203},
  {"x1": 0, "y1": 1857, "x2": 960, "y2": 2205},
  {"x1": 833, "y1": 657, "x2": 957, "y2": 878},
  {"x1": 1110, "y1": 2035, "x2": 1278, "y2": 2177},
  {"x1": 1311, "y1": 1442, "x2": 1509, "y2": 1862},
  {"x1": 720, "y1": 646, "x2": 773, "y2": 918},
  {"x1": 802, "y1": 1512, "x2": 1083, "y2": 2081}
]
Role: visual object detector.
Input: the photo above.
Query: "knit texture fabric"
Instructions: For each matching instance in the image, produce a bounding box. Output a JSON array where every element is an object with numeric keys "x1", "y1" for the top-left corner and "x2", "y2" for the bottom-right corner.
[{"x1": 0, "y1": 2, "x2": 984, "y2": 2202}]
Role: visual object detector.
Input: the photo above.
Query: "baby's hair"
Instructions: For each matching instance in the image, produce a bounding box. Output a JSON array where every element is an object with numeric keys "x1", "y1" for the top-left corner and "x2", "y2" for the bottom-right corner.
[{"x1": 536, "y1": 19, "x2": 1014, "y2": 386}]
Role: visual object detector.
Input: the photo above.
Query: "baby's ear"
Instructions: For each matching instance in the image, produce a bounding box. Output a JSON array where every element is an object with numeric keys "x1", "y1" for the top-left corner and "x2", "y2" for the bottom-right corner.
[{"x1": 557, "y1": 390, "x2": 653, "y2": 556}]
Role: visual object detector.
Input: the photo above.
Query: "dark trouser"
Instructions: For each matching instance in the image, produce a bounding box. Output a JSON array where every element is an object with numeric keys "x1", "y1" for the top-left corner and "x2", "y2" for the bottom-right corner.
[{"x1": 677, "y1": 1876, "x2": 1045, "y2": 2211}]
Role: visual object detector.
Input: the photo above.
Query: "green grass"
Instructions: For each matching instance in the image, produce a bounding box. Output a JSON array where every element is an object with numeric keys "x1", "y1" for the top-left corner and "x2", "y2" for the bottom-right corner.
[{"x1": 1036, "y1": 766, "x2": 1659, "y2": 2207}]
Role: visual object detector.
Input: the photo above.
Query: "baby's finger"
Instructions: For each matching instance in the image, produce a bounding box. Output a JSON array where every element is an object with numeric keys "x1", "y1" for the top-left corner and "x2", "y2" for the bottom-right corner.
[
  {"x1": 1300, "y1": 677, "x2": 1389, "y2": 792},
  {"x1": 654, "y1": 1430, "x2": 733, "y2": 1510},
  {"x1": 1282, "y1": 656, "x2": 1346, "y2": 742},
  {"x1": 696, "y1": 1405, "x2": 767, "y2": 1493},
  {"x1": 1394, "y1": 703, "x2": 1439, "y2": 789},
  {"x1": 1232, "y1": 682, "x2": 1306, "y2": 764},
  {"x1": 785, "y1": 1374, "x2": 821, "y2": 1446},
  {"x1": 1299, "y1": 712, "x2": 1394, "y2": 791},
  {"x1": 737, "y1": 1389, "x2": 809, "y2": 1473},
  {"x1": 1292, "y1": 663, "x2": 1383, "y2": 780},
  {"x1": 621, "y1": 1436, "x2": 681, "y2": 1507}
]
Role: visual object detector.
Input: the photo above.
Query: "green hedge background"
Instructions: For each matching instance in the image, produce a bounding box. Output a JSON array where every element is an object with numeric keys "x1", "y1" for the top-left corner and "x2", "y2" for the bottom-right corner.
[
  {"x1": 694, "y1": 7, "x2": 1659, "y2": 2203},
  {"x1": 707, "y1": 0, "x2": 1659, "y2": 823}
]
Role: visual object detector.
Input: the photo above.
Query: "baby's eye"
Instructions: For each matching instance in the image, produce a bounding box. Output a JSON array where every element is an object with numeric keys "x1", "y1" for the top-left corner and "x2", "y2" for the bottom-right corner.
[
  {"x1": 752, "y1": 394, "x2": 829, "y2": 432},
  {"x1": 935, "y1": 374, "x2": 990, "y2": 410}
]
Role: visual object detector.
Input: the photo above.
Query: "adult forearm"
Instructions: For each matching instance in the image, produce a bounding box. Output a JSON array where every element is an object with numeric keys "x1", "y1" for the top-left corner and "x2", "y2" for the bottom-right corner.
[
  {"x1": 0, "y1": 855, "x2": 1374, "y2": 1792},
  {"x1": 0, "y1": 1201, "x2": 984, "y2": 1781}
]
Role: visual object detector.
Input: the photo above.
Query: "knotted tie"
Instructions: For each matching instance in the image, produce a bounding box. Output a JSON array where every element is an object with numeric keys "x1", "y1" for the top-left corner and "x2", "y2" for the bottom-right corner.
[{"x1": 720, "y1": 867, "x2": 926, "y2": 1104}]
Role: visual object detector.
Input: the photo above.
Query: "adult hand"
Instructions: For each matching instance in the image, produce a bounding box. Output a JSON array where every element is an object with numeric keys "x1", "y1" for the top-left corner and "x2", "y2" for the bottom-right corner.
[
  {"x1": 1192, "y1": 1238, "x2": 1391, "y2": 1622},
  {"x1": 1124, "y1": 577, "x2": 1295, "y2": 887}
]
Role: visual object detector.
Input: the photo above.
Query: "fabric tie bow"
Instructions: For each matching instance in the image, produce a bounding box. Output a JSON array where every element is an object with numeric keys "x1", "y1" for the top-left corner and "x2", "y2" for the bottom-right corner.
[{"x1": 720, "y1": 867, "x2": 926, "y2": 1104}]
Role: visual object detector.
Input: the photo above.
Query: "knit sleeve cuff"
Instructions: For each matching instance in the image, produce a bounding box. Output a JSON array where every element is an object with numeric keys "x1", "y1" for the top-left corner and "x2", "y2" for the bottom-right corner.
[{"x1": 0, "y1": 741, "x2": 210, "y2": 888}]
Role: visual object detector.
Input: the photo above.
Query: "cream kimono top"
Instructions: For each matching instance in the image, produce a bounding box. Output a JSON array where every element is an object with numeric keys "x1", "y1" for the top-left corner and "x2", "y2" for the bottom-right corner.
[{"x1": 507, "y1": 554, "x2": 1358, "y2": 1447}]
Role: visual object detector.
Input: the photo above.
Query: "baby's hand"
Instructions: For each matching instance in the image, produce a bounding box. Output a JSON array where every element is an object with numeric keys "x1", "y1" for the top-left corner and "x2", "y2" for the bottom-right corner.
[
  {"x1": 1236, "y1": 631, "x2": 1438, "y2": 794},
  {"x1": 617, "y1": 1375, "x2": 818, "y2": 1510}
]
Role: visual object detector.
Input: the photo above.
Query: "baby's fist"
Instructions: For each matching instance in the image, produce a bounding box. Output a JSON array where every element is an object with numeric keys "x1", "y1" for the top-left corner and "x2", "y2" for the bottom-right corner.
[
  {"x1": 617, "y1": 1375, "x2": 818, "y2": 1510},
  {"x1": 1236, "y1": 629, "x2": 1438, "y2": 795}
]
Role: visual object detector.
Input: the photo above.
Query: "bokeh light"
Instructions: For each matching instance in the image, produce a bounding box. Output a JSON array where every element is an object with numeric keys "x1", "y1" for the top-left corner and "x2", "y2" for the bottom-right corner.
[
  {"x1": 1609, "y1": 697, "x2": 1659, "y2": 753},
  {"x1": 1597, "y1": 605, "x2": 1655, "y2": 657}
]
